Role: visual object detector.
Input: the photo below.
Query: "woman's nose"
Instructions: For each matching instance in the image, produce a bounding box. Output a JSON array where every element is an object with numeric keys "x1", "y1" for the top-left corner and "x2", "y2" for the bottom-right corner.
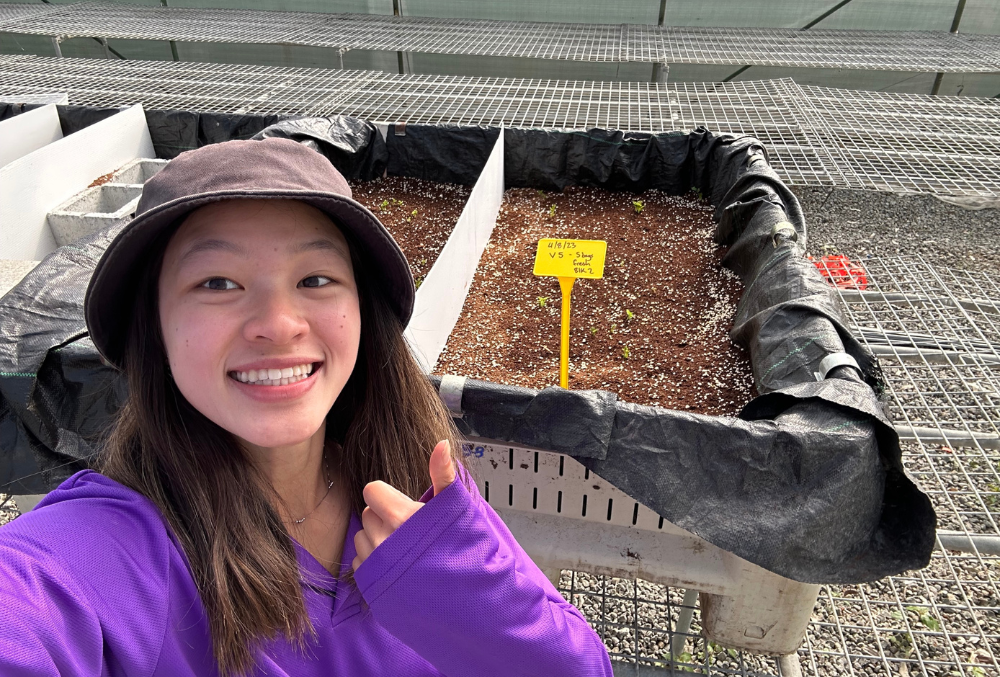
[{"x1": 242, "y1": 289, "x2": 309, "y2": 344}]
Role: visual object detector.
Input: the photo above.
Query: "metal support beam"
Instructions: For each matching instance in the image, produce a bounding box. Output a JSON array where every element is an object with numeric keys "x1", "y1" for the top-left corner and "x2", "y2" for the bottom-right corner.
[
  {"x1": 721, "y1": 0, "x2": 857, "y2": 81},
  {"x1": 931, "y1": 0, "x2": 968, "y2": 95},
  {"x1": 392, "y1": 0, "x2": 406, "y2": 75}
]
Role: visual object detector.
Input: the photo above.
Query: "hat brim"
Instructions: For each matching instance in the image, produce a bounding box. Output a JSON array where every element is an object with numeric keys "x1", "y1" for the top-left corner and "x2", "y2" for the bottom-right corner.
[{"x1": 84, "y1": 189, "x2": 415, "y2": 369}]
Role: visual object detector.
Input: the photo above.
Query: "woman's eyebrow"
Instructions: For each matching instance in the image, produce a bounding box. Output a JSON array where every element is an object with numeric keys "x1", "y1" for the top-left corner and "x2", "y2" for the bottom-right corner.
[
  {"x1": 291, "y1": 238, "x2": 350, "y2": 259},
  {"x1": 179, "y1": 238, "x2": 250, "y2": 263}
]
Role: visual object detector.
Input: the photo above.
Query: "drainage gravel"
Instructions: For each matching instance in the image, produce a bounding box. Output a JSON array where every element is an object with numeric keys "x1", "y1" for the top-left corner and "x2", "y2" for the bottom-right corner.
[{"x1": 795, "y1": 187, "x2": 1000, "y2": 272}]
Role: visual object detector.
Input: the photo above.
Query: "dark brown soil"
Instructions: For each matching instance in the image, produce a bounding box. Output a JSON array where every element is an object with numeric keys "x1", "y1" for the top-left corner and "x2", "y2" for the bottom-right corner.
[
  {"x1": 88, "y1": 170, "x2": 116, "y2": 188},
  {"x1": 434, "y1": 187, "x2": 754, "y2": 416},
  {"x1": 349, "y1": 176, "x2": 470, "y2": 284}
]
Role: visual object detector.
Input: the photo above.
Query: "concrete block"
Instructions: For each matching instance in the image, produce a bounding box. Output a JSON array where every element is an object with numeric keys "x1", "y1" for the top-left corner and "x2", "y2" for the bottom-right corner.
[
  {"x1": 47, "y1": 184, "x2": 142, "y2": 246},
  {"x1": 110, "y1": 158, "x2": 168, "y2": 186},
  {"x1": 0, "y1": 104, "x2": 153, "y2": 260}
]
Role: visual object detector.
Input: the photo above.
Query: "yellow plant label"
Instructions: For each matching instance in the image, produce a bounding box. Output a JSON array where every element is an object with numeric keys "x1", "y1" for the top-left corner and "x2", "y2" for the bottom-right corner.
[{"x1": 532, "y1": 239, "x2": 607, "y2": 279}]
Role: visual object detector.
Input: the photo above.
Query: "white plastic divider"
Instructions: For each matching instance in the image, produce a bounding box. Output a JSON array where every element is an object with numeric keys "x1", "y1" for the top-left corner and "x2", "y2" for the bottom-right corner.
[
  {"x1": 0, "y1": 104, "x2": 153, "y2": 260},
  {"x1": 0, "y1": 104, "x2": 62, "y2": 169},
  {"x1": 404, "y1": 127, "x2": 505, "y2": 372}
]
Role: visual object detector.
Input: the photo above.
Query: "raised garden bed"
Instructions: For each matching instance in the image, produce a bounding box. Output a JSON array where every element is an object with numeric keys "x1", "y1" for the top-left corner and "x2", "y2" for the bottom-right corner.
[{"x1": 434, "y1": 185, "x2": 753, "y2": 415}]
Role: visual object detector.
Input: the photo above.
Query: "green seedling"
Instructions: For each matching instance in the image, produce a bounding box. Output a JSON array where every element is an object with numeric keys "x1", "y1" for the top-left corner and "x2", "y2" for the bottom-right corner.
[
  {"x1": 418, "y1": 258, "x2": 427, "y2": 266},
  {"x1": 621, "y1": 345, "x2": 631, "y2": 359},
  {"x1": 906, "y1": 606, "x2": 941, "y2": 631},
  {"x1": 537, "y1": 296, "x2": 549, "y2": 308},
  {"x1": 536, "y1": 189, "x2": 546, "y2": 198},
  {"x1": 590, "y1": 327, "x2": 598, "y2": 336},
  {"x1": 610, "y1": 323, "x2": 617, "y2": 334},
  {"x1": 414, "y1": 276, "x2": 424, "y2": 290},
  {"x1": 625, "y1": 309, "x2": 635, "y2": 321},
  {"x1": 888, "y1": 631, "x2": 913, "y2": 657},
  {"x1": 659, "y1": 650, "x2": 696, "y2": 672},
  {"x1": 411, "y1": 209, "x2": 418, "y2": 217},
  {"x1": 548, "y1": 204, "x2": 557, "y2": 217},
  {"x1": 690, "y1": 187, "x2": 704, "y2": 201},
  {"x1": 632, "y1": 200, "x2": 644, "y2": 214},
  {"x1": 379, "y1": 199, "x2": 389, "y2": 211}
]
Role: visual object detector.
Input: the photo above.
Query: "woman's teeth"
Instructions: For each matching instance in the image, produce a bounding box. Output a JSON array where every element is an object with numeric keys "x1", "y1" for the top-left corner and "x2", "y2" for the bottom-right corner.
[{"x1": 231, "y1": 363, "x2": 315, "y2": 386}]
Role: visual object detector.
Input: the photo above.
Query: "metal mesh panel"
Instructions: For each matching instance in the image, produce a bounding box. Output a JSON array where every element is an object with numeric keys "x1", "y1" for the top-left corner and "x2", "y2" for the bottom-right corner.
[
  {"x1": 3, "y1": 2, "x2": 999, "y2": 72},
  {"x1": 662, "y1": 28, "x2": 993, "y2": 72},
  {"x1": 794, "y1": 83, "x2": 1000, "y2": 196},
  {"x1": 5, "y1": 54, "x2": 1000, "y2": 196},
  {"x1": 0, "y1": 3, "x2": 61, "y2": 30}
]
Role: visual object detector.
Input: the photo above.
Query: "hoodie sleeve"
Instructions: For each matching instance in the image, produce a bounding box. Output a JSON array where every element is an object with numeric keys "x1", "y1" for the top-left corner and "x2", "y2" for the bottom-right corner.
[
  {"x1": 0, "y1": 537, "x2": 105, "y2": 677},
  {"x1": 352, "y1": 473, "x2": 614, "y2": 677}
]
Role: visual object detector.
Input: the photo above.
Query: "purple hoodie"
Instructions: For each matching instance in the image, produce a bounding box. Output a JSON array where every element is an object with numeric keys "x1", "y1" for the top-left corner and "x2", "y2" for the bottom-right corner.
[{"x1": 0, "y1": 470, "x2": 613, "y2": 676}]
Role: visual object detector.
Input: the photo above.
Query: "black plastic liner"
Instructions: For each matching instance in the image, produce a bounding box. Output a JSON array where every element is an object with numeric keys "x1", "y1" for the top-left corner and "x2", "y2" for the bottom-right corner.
[{"x1": 0, "y1": 110, "x2": 934, "y2": 584}]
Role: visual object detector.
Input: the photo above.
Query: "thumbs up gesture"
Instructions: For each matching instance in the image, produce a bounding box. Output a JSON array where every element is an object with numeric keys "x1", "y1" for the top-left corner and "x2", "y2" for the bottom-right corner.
[{"x1": 352, "y1": 440, "x2": 456, "y2": 572}]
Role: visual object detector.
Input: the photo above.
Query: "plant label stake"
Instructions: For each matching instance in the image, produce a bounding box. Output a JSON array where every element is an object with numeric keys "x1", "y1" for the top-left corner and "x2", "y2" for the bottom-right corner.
[{"x1": 532, "y1": 238, "x2": 607, "y2": 388}]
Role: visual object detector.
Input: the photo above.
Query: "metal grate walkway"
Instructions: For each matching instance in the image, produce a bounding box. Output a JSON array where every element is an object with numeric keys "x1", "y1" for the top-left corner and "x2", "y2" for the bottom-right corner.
[
  {"x1": 5, "y1": 54, "x2": 1000, "y2": 196},
  {"x1": 1, "y1": 2, "x2": 998, "y2": 72}
]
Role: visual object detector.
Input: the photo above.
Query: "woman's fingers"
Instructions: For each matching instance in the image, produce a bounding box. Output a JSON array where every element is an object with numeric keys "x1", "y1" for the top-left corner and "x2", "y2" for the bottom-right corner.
[
  {"x1": 363, "y1": 481, "x2": 422, "y2": 531},
  {"x1": 429, "y1": 440, "x2": 456, "y2": 497},
  {"x1": 352, "y1": 527, "x2": 375, "y2": 571}
]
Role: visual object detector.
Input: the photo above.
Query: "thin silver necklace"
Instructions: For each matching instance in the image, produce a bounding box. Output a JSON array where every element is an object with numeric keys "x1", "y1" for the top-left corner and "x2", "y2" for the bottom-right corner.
[{"x1": 293, "y1": 455, "x2": 334, "y2": 525}]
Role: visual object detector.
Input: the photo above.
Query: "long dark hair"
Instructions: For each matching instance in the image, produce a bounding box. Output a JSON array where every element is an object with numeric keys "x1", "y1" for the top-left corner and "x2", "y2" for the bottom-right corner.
[{"x1": 97, "y1": 217, "x2": 465, "y2": 676}]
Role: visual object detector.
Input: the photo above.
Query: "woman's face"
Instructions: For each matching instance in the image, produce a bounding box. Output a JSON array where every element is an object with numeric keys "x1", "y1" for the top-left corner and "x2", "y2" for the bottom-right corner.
[{"x1": 158, "y1": 199, "x2": 361, "y2": 449}]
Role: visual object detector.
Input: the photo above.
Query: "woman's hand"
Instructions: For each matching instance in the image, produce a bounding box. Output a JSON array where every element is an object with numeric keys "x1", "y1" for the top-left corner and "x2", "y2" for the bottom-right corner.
[{"x1": 352, "y1": 440, "x2": 455, "y2": 572}]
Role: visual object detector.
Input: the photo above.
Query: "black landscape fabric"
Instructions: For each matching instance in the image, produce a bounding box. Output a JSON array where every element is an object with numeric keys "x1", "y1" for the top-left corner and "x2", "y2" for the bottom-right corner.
[{"x1": 0, "y1": 113, "x2": 934, "y2": 584}]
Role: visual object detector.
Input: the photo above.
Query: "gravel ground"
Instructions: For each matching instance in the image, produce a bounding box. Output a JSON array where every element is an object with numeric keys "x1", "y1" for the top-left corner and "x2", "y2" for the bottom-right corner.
[
  {"x1": 0, "y1": 493, "x2": 18, "y2": 526},
  {"x1": 793, "y1": 187, "x2": 1000, "y2": 272}
]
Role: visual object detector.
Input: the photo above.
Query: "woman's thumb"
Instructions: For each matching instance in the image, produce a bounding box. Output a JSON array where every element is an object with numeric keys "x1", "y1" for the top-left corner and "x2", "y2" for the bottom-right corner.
[{"x1": 430, "y1": 440, "x2": 456, "y2": 497}]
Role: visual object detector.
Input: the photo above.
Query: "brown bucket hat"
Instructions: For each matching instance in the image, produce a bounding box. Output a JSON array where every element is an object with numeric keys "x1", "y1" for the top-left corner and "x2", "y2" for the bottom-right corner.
[{"x1": 84, "y1": 138, "x2": 414, "y2": 369}]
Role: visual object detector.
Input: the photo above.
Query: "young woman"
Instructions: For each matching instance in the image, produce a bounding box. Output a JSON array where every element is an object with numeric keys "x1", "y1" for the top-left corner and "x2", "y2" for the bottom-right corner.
[{"x1": 0, "y1": 138, "x2": 614, "y2": 676}]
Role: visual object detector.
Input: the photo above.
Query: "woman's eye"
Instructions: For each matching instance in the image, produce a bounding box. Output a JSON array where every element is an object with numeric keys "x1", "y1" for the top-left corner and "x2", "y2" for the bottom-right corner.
[
  {"x1": 300, "y1": 275, "x2": 333, "y2": 288},
  {"x1": 201, "y1": 278, "x2": 239, "y2": 291}
]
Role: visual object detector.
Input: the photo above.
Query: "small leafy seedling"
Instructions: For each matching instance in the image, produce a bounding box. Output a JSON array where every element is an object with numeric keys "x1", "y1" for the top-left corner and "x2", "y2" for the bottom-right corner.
[
  {"x1": 610, "y1": 323, "x2": 617, "y2": 334},
  {"x1": 632, "y1": 200, "x2": 644, "y2": 214},
  {"x1": 906, "y1": 606, "x2": 941, "y2": 631},
  {"x1": 625, "y1": 309, "x2": 635, "y2": 321},
  {"x1": 590, "y1": 327, "x2": 598, "y2": 336},
  {"x1": 888, "y1": 631, "x2": 913, "y2": 657},
  {"x1": 411, "y1": 209, "x2": 418, "y2": 216},
  {"x1": 414, "y1": 276, "x2": 424, "y2": 289},
  {"x1": 537, "y1": 296, "x2": 549, "y2": 308},
  {"x1": 621, "y1": 345, "x2": 631, "y2": 359},
  {"x1": 548, "y1": 204, "x2": 557, "y2": 217},
  {"x1": 379, "y1": 199, "x2": 389, "y2": 210},
  {"x1": 690, "y1": 187, "x2": 704, "y2": 201},
  {"x1": 536, "y1": 189, "x2": 546, "y2": 198}
]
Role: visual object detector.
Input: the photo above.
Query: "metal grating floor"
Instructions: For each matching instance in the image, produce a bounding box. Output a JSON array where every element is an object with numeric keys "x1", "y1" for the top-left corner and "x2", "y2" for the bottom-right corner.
[
  {"x1": 1, "y1": 1, "x2": 998, "y2": 72},
  {"x1": 567, "y1": 255, "x2": 1000, "y2": 675}
]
